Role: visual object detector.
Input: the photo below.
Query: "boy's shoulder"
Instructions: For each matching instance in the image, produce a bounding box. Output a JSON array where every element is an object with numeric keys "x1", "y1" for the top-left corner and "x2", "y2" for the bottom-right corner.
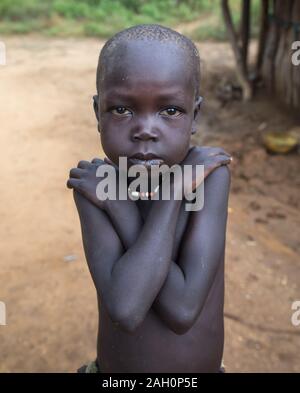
[
  {"x1": 208, "y1": 163, "x2": 231, "y2": 183},
  {"x1": 193, "y1": 164, "x2": 231, "y2": 216},
  {"x1": 205, "y1": 163, "x2": 231, "y2": 198}
]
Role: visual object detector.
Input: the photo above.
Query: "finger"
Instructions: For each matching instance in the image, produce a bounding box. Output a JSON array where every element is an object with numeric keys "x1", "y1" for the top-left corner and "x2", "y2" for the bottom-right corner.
[
  {"x1": 188, "y1": 145, "x2": 197, "y2": 153},
  {"x1": 207, "y1": 155, "x2": 232, "y2": 168},
  {"x1": 217, "y1": 151, "x2": 231, "y2": 158},
  {"x1": 91, "y1": 157, "x2": 104, "y2": 164},
  {"x1": 104, "y1": 156, "x2": 115, "y2": 165},
  {"x1": 77, "y1": 160, "x2": 90, "y2": 169},
  {"x1": 66, "y1": 178, "x2": 82, "y2": 190},
  {"x1": 200, "y1": 146, "x2": 219, "y2": 155},
  {"x1": 69, "y1": 168, "x2": 85, "y2": 178},
  {"x1": 216, "y1": 154, "x2": 232, "y2": 163},
  {"x1": 208, "y1": 148, "x2": 231, "y2": 157},
  {"x1": 104, "y1": 157, "x2": 119, "y2": 170},
  {"x1": 218, "y1": 149, "x2": 231, "y2": 157},
  {"x1": 204, "y1": 158, "x2": 231, "y2": 178}
]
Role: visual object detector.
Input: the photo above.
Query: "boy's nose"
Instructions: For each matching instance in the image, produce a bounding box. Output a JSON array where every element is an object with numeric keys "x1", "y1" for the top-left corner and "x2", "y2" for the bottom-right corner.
[{"x1": 131, "y1": 117, "x2": 159, "y2": 142}]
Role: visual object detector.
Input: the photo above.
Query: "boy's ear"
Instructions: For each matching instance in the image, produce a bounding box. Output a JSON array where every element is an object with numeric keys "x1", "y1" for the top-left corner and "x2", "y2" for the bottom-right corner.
[
  {"x1": 191, "y1": 95, "x2": 203, "y2": 135},
  {"x1": 93, "y1": 94, "x2": 99, "y2": 120},
  {"x1": 93, "y1": 94, "x2": 101, "y2": 132}
]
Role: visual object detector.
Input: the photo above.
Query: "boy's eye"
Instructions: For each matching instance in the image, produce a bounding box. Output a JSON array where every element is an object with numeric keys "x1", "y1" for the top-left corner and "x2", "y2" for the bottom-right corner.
[
  {"x1": 111, "y1": 106, "x2": 131, "y2": 115},
  {"x1": 160, "y1": 107, "x2": 182, "y2": 117}
]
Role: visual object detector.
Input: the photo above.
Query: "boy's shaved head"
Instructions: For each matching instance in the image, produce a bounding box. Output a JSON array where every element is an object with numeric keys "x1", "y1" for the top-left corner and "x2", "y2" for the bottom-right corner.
[{"x1": 97, "y1": 24, "x2": 201, "y2": 96}]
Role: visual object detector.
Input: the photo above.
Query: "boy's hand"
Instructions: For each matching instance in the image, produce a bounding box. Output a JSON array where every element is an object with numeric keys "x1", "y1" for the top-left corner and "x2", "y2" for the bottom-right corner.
[
  {"x1": 171, "y1": 146, "x2": 232, "y2": 198},
  {"x1": 185, "y1": 145, "x2": 232, "y2": 176},
  {"x1": 67, "y1": 157, "x2": 117, "y2": 209}
]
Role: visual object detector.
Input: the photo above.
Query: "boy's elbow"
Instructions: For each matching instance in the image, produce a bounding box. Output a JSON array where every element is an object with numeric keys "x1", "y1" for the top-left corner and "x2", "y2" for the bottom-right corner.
[
  {"x1": 168, "y1": 307, "x2": 198, "y2": 335},
  {"x1": 108, "y1": 302, "x2": 143, "y2": 334},
  {"x1": 174, "y1": 316, "x2": 196, "y2": 335},
  {"x1": 118, "y1": 314, "x2": 142, "y2": 334}
]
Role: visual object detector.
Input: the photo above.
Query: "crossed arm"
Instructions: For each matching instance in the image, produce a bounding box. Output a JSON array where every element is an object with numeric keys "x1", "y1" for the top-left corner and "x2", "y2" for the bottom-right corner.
[{"x1": 73, "y1": 165, "x2": 230, "y2": 335}]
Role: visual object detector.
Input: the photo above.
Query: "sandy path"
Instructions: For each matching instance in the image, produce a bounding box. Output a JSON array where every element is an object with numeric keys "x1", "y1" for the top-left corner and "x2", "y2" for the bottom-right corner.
[{"x1": 0, "y1": 36, "x2": 299, "y2": 372}]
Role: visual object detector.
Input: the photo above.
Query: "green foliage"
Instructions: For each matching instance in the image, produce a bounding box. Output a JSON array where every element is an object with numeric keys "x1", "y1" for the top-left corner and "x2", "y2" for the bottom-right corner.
[
  {"x1": 53, "y1": 1, "x2": 92, "y2": 19},
  {"x1": 0, "y1": 0, "x2": 52, "y2": 20},
  {"x1": 0, "y1": 0, "x2": 261, "y2": 40},
  {"x1": 189, "y1": 0, "x2": 261, "y2": 42}
]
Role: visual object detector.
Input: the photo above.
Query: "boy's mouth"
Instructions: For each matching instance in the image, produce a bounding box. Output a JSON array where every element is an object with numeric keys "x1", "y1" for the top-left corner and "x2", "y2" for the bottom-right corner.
[{"x1": 128, "y1": 153, "x2": 164, "y2": 168}]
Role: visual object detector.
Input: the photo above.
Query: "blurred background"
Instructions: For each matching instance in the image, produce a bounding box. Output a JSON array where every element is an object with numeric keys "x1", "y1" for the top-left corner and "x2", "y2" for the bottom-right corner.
[{"x1": 0, "y1": 0, "x2": 299, "y2": 372}]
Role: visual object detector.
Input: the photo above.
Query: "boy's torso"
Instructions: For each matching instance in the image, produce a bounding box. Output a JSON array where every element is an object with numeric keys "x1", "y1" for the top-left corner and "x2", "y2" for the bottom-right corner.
[{"x1": 97, "y1": 199, "x2": 225, "y2": 373}]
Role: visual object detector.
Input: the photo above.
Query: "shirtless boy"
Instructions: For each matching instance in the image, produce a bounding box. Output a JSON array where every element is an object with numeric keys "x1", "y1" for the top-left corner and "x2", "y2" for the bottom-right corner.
[{"x1": 67, "y1": 24, "x2": 232, "y2": 373}]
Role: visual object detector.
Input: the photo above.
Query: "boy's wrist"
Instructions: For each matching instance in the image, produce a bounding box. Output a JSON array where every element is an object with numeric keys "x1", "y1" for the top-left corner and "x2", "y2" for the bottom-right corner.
[
  {"x1": 101, "y1": 198, "x2": 115, "y2": 213},
  {"x1": 102, "y1": 196, "x2": 134, "y2": 213}
]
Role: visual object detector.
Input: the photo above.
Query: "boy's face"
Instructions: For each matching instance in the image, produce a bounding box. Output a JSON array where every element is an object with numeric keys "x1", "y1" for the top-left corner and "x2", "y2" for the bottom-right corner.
[{"x1": 94, "y1": 40, "x2": 201, "y2": 169}]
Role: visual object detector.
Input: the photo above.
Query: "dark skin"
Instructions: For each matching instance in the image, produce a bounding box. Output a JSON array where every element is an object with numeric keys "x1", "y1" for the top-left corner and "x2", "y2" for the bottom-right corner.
[{"x1": 67, "y1": 40, "x2": 231, "y2": 373}]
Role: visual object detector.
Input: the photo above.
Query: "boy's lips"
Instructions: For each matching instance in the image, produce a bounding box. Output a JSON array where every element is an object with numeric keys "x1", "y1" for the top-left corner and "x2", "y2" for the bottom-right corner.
[{"x1": 128, "y1": 153, "x2": 164, "y2": 167}]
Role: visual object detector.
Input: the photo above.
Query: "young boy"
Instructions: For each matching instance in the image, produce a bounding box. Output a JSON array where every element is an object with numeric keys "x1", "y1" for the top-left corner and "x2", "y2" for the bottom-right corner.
[{"x1": 67, "y1": 24, "x2": 232, "y2": 373}]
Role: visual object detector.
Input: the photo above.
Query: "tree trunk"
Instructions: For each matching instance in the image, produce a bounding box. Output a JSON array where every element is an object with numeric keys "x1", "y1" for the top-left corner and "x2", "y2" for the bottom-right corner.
[
  {"x1": 291, "y1": 1, "x2": 300, "y2": 108},
  {"x1": 255, "y1": 0, "x2": 269, "y2": 77},
  {"x1": 221, "y1": 0, "x2": 253, "y2": 100},
  {"x1": 261, "y1": 0, "x2": 300, "y2": 109},
  {"x1": 221, "y1": 0, "x2": 299, "y2": 109},
  {"x1": 240, "y1": 0, "x2": 251, "y2": 72}
]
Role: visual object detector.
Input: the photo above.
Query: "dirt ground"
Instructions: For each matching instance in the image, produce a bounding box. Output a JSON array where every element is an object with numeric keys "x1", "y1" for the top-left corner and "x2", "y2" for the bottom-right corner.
[{"x1": 0, "y1": 35, "x2": 299, "y2": 372}]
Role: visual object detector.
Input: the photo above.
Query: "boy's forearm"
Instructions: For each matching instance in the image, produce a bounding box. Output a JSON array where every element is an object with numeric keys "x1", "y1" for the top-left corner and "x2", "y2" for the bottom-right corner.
[
  {"x1": 106, "y1": 197, "x2": 182, "y2": 332},
  {"x1": 104, "y1": 199, "x2": 143, "y2": 250}
]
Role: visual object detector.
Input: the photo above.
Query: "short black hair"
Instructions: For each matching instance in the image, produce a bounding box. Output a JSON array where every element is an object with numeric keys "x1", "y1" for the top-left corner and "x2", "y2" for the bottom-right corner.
[{"x1": 96, "y1": 24, "x2": 201, "y2": 97}]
